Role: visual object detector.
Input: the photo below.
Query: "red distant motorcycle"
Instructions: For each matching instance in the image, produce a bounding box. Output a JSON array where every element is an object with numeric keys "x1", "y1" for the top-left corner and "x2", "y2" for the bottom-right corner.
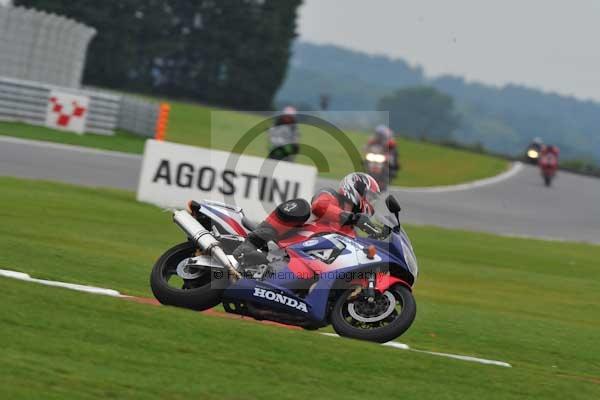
[{"x1": 538, "y1": 146, "x2": 559, "y2": 187}]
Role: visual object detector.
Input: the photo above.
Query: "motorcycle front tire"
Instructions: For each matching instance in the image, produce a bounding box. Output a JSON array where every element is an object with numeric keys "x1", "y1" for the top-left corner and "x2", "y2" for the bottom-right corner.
[{"x1": 330, "y1": 284, "x2": 416, "y2": 343}]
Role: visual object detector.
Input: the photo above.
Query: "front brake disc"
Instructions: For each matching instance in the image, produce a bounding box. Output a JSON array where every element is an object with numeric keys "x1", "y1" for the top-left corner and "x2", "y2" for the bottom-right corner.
[{"x1": 347, "y1": 291, "x2": 396, "y2": 323}]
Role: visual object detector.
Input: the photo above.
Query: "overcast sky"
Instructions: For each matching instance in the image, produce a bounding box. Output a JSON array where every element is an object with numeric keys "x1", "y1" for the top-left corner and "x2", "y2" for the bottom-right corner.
[{"x1": 298, "y1": 0, "x2": 600, "y2": 102}]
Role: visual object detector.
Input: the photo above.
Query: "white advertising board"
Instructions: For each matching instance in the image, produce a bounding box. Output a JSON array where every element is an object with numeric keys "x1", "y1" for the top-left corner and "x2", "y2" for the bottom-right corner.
[
  {"x1": 45, "y1": 90, "x2": 90, "y2": 134},
  {"x1": 137, "y1": 140, "x2": 318, "y2": 218}
]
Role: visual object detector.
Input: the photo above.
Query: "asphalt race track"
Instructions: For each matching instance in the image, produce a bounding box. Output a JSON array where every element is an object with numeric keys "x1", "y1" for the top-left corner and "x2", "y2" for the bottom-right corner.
[{"x1": 1, "y1": 136, "x2": 599, "y2": 244}]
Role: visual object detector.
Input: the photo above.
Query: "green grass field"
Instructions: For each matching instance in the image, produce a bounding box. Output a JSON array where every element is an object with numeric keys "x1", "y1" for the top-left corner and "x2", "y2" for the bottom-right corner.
[
  {"x1": 0, "y1": 122, "x2": 146, "y2": 154},
  {"x1": 0, "y1": 97, "x2": 508, "y2": 187},
  {"x1": 1, "y1": 176, "x2": 599, "y2": 399}
]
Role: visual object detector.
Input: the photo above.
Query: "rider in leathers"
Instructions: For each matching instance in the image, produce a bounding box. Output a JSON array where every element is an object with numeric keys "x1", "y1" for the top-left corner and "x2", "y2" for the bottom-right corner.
[
  {"x1": 268, "y1": 106, "x2": 300, "y2": 161},
  {"x1": 232, "y1": 173, "x2": 383, "y2": 270},
  {"x1": 367, "y1": 124, "x2": 399, "y2": 176}
]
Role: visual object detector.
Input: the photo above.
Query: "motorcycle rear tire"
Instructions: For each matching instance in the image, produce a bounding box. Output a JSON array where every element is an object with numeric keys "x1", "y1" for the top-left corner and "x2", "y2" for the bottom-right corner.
[{"x1": 150, "y1": 242, "x2": 224, "y2": 311}]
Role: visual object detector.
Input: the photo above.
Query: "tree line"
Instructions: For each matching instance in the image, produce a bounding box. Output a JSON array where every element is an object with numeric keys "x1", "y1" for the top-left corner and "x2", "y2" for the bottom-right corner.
[
  {"x1": 16, "y1": 0, "x2": 302, "y2": 109},
  {"x1": 279, "y1": 42, "x2": 600, "y2": 165}
]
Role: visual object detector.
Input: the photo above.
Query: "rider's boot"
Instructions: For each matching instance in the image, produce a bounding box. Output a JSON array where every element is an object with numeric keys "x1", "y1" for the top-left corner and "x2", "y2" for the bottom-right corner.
[{"x1": 232, "y1": 223, "x2": 277, "y2": 277}]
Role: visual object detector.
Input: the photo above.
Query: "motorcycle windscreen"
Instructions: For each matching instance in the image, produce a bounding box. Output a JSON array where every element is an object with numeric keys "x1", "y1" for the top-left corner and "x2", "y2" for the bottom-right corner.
[{"x1": 356, "y1": 196, "x2": 419, "y2": 279}]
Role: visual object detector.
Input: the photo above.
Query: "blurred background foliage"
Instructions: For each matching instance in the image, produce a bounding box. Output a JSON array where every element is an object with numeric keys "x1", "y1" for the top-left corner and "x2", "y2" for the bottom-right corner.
[{"x1": 16, "y1": 0, "x2": 301, "y2": 110}]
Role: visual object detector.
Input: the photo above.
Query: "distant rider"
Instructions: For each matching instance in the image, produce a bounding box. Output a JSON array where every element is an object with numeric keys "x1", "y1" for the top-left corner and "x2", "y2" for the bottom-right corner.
[
  {"x1": 367, "y1": 125, "x2": 399, "y2": 176},
  {"x1": 530, "y1": 137, "x2": 544, "y2": 153},
  {"x1": 232, "y1": 173, "x2": 383, "y2": 271},
  {"x1": 539, "y1": 144, "x2": 560, "y2": 166},
  {"x1": 268, "y1": 106, "x2": 300, "y2": 161},
  {"x1": 525, "y1": 137, "x2": 544, "y2": 163}
]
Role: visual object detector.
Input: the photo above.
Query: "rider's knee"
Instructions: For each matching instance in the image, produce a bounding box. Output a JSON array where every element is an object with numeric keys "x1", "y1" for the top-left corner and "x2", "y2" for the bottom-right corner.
[{"x1": 275, "y1": 199, "x2": 311, "y2": 225}]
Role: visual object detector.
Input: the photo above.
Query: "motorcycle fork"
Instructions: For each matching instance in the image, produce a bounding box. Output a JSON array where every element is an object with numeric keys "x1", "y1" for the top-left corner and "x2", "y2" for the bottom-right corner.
[
  {"x1": 364, "y1": 271, "x2": 377, "y2": 302},
  {"x1": 347, "y1": 272, "x2": 377, "y2": 301}
]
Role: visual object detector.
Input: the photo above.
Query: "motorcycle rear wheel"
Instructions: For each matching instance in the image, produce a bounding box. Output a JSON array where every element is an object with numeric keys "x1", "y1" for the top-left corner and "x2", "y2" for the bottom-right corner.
[
  {"x1": 150, "y1": 242, "x2": 223, "y2": 311},
  {"x1": 331, "y1": 284, "x2": 416, "y2": 343}
]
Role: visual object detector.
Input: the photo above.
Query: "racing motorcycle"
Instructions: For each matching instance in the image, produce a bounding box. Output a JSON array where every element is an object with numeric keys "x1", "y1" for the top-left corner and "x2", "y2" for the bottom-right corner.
[
  {"x1": 268, "y1": 125, "x2": 299, "y2": 162},
  {"x1": 539, "y1": 151, "x2": 558, "y2": 187},
  {"x1": 525, "y1": 144, "x2": 542, "y2": 164},
  {"x1": 364, "y1": 144, "x2": 391, "y2": 191},
  {"x1": 150, "y1": 195, "x2": 418, "y2": 343}
]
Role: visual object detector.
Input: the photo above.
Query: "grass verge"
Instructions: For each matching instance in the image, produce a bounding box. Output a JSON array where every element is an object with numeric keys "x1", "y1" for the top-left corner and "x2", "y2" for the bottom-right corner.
[
  {"x1": 0, "y1": 176, "x2": 599, "y2": 398},
  {"x1": 0, "y1": 122, "x2": 145, "y2": 154}
]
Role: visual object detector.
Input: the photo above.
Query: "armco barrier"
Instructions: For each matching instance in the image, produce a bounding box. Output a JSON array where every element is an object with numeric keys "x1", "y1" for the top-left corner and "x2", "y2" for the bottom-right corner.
[
  {"x1": 0, "y1": 76, "x2": 167, "y2": 137},
  {"x1": 0, "y1": 76, "x2": 119, "y2": 135},
  {"x1": 118, "y1": 96, "x2": 161, "y2": 138}
]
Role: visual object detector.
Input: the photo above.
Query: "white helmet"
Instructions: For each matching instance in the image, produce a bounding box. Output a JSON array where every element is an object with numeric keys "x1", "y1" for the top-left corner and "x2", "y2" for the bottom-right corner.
[
  {"x1": 375, "y1": 124, "x2": 392, "y2": 141},
  {"x1": 277, "y1": 106, "x2": 297, "y2": 125},
  {"x1": 283, "y1": 106, "x2": 297, "y2": 116}
]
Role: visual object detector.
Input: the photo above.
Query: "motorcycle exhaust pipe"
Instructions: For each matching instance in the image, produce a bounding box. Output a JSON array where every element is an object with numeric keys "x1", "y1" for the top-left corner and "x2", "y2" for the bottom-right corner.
[{"x1": 172, "y1": 210, "x2": 241, "y2": 280}]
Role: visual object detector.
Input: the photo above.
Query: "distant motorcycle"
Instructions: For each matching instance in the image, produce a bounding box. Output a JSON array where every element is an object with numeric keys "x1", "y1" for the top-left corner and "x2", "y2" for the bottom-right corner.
[
  {"x1": 268, "y1": 125, "x2": 299, "y2": 162},
  {"x1": 525, "y1": 143, "x2": 543, "y2": 164},
  {"x1": 364, "y1": 144, "x2": 391, "y2": 190},
  {"x1": 539, "y1": 152, "x2": 558, "y2": 187},
  {"x1": 150, "y1": 195, "x2": 418, "y2": 343}
]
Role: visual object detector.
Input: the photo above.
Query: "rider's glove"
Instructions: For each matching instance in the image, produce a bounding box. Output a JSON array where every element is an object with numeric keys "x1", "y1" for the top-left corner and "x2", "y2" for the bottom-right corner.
[
  {"x1": 339, "y1": 211, "x2": 356, "y2": 226},
  {"x1": 340, "y1": 213, "x2": 389, "y2": 239},
  {"x1": 375, "y1": 225, "x2": 393, "y2": 240},
  {"x1": 354, "y1": 214, "x2": 381, "y2": 236},
  {"x1": 356, "y1": 214, "x2": 394, "y2": 239}
]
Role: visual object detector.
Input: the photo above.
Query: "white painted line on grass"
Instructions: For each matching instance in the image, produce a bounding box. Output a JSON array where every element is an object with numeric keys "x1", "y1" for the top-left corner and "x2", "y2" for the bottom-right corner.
[
  {"x1": 381, "y1": 341, "x2": 411, "y2": 350},
  {"x1": 320, "y1": 333, "x2": 511, "y2": 368},
  {"x1": 412, "y1": 349, "x2": 512, "y2": 368},
  {"x1": 0, "y1": 136, "x2": 143, "y2": 160},
  {"x1": 391, "y1": 162, "x2": 523, "y2": 193},
  {"x1": 0, "y1": 269, "x2": 124, "y2": 297},
  {"x1": 0, "y1": 268, "x2": 512, "y2": 368}
]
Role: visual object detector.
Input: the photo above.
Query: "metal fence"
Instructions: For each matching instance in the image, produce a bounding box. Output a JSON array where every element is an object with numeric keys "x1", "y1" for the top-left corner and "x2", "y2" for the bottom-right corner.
[
  {"x1": 0, "y1": 76, "x2": 163, "y2": 137},
  {"x1": 0, "y1": 6, "x2": 96, "y2": 88},
  {"x1": 118, "y1": 96, "x2": 161, "y2": 138},
  {"x1": 0, "y1": 76, "x2": 119, "y2": 135}
]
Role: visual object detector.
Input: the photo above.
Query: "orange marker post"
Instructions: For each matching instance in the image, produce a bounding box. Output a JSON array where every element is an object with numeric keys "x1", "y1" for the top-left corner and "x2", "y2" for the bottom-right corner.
[{"x1": 155, "y1": 103, "x2": 171, "y2": 141}]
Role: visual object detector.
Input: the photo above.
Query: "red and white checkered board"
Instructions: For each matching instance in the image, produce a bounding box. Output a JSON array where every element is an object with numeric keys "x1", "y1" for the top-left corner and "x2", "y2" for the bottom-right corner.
[{"x1": 45, "y1": 91, "x2": 90, "y2": 134}]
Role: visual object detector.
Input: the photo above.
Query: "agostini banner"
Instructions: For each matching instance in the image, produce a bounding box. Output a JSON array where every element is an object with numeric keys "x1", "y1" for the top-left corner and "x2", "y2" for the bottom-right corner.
[{"x1": 137, "y1": 140, "x2": 318, "y2": 218}]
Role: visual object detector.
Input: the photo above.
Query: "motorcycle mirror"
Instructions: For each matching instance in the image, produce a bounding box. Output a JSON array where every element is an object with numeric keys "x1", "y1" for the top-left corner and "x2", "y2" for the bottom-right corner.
[
  {"x1": 385, "y1": 195, "x2": 401, "y2": 214},
  {"x1": 385, "y1": 195, "x2": 402, "y2": 228}
]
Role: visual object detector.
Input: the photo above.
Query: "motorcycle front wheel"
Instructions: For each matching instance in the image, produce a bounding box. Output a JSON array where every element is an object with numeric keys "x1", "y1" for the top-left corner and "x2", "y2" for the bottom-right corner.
[
  {"x1": 330, "y1": 284, "x2": 416, "y2": 343},
  {"x1": 150, "y1": 242, "x2": 224, "y2": 311}
]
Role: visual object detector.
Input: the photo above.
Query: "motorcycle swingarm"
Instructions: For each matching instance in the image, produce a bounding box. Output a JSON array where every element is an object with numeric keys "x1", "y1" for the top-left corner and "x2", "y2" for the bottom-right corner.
[
  {"x1": 183, "y1": 255, "x2": 269, "y2": 280},
  {"x1": 184, "y1": 255, "x2": 237, "y2": 271}
]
